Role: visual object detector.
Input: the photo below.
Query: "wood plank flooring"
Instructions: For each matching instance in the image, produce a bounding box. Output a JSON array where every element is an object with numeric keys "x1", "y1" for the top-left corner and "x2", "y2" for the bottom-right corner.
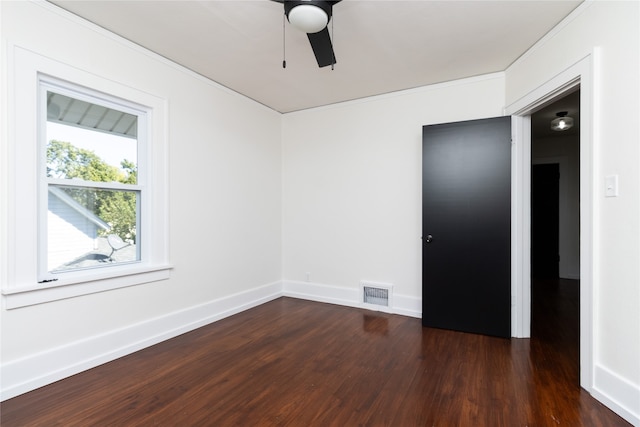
[{"x1": 1, "y1": 280, "x2": 630, "y2": 426}]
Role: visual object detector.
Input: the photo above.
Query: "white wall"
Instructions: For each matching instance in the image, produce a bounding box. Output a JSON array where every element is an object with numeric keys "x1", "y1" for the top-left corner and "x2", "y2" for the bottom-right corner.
[
  {"x1": 1, "y1": 1, "x2": 282, "y2": 397},
  {"x1": 1, "y1": 1, "x2": 638, "y2": 424},
  {"x1": 506, "y1": 1, "x2": 639, "y2": 423},
  {"x1": 282, "y1": 74, "x2": 505, "y2": 314}
]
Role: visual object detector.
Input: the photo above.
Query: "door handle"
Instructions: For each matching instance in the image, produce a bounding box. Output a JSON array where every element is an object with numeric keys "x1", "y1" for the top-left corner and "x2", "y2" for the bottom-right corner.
[{"x1": 424, "y1": 234, "x2": 433, "y2": 243}]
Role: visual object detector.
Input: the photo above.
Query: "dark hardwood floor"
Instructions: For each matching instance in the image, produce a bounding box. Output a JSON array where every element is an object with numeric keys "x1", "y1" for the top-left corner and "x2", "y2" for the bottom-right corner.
[{"x1": 1, "y1": 281, "x2": 630, "y2": 426}]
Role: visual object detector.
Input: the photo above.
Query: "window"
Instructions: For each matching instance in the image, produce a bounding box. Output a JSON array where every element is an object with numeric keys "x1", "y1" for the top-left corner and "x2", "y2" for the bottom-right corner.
[
  {"x1": 41, "y1": 81, "x2": 143, "y2": 277},
  {"x1": 3, "y1": 46, "x2": 170, "y2": 309}
]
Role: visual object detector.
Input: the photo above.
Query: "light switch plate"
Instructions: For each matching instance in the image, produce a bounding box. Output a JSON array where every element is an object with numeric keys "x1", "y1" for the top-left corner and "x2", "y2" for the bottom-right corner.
[{"x1": 605, "y1": 175, "x2": 618, "y2": 197}]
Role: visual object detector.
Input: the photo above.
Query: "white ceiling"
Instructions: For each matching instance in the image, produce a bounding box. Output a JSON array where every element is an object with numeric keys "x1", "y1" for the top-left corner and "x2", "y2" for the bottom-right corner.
[{"x1": 48, "y1": 0, "x2": 583, "y2": 113}]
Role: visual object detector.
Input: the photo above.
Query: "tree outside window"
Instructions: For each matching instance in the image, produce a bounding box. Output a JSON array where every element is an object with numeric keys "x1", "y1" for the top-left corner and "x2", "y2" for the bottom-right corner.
[{"x1": 44, "y1": 88, "x2": 142, "y2": 273}]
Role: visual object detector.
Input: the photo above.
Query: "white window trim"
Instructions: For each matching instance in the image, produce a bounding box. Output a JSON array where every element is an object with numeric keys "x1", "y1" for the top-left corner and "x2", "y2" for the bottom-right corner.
[
  {"x1": 38, "y1": 76, "x2": 146, "y2": 279},
  {"x1": 2, "y1": 45, "x2": 171, "y2": 309}
]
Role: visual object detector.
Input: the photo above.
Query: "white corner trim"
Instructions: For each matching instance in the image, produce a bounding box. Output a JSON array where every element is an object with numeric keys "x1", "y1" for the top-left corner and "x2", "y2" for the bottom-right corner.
[
  {"x1": 0, "y1": 281, "x2": 282, "y2": 401},
  {"x1": 592, "y1": 364, "x2": 640, "y2": 426},
  {"x1": 282, "y1": 280, "x2": 421, "y2": 318}
]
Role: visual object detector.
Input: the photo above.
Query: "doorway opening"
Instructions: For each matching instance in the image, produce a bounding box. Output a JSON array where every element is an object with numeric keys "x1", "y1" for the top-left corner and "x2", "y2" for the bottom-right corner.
[
  {"x1": 506, "y1": 53, "x2": 594, "y2": 391},
  {"x1": 530, "y1": 90, "x2": 581, "y2": 384}
]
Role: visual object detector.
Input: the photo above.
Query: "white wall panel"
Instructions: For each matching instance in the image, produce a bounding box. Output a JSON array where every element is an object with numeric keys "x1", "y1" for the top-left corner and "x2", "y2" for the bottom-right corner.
[
  {"x1": 282, "y1": 75, "x2": 505, "y2": 301},
  {"x1": 0, "y1": 0, "x2": 282, "y2": 379},
  {"x1": 506, "y1": 1, "x2": 640, "y2": 423}
]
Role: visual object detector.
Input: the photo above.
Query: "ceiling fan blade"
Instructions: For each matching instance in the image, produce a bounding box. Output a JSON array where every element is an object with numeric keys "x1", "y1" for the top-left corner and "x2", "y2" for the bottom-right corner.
[{"x1": 307, "y1": 27, "x2": 336, "y2": 67}]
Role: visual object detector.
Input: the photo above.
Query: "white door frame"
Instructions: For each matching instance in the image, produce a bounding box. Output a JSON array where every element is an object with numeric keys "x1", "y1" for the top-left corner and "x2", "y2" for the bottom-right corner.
[{"x1": 506, "y1": 52, "x2": 596, "y2": 391}]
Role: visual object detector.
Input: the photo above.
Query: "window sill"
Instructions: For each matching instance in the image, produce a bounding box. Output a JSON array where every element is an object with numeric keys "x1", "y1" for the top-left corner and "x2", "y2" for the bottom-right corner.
[{"x1": 2, "y1": 264, "x2": 172, "y2": 309}]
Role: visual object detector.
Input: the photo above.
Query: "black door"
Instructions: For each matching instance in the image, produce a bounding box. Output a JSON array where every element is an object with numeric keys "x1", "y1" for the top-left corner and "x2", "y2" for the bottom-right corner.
[
  {"x1": 422, "y1": 116, "x2": 511, "y2": 338},
  {"x1": 531, "y1": 164, "x2": 560, "y2": 278}
]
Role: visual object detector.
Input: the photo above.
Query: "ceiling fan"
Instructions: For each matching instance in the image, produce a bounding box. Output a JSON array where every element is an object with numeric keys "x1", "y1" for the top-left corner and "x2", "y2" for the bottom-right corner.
[{"x1": 272, "y1": 0, "x2": 342, "y2": 68}]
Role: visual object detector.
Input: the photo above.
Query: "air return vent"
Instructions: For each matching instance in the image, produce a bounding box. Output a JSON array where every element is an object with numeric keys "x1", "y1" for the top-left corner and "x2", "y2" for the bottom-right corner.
[{"x1": 361, "y1": 281, "x2": 393, "y2": 311}]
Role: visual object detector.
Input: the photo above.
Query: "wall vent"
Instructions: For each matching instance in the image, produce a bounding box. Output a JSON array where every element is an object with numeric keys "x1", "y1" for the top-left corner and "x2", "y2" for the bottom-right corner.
[{"x1": 361, "y1": 281, "x2": 393, "y2": 311}]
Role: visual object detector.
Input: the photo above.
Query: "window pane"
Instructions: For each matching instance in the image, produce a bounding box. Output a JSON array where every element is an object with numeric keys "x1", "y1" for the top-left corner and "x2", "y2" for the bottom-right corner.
[
  {"x1": 48, "y1": 185, "x2": 139, "y2": 272},
  {"x1": 46, "y1": 91, "x2": 137, "y2": 184}
]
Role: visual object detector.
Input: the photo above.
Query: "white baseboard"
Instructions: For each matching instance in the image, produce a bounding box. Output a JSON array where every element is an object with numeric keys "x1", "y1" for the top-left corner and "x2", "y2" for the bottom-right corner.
[
  {"x1": 392, "y1": 293, "x2": 422, "y2": 318},
  {"x1": 0, "y1": 281, "x2": 282, "y2": 401},
  {"x1": 283, "y1": 280, "x2": 359, "y2": 307},
  {"x1": 592, "y1": 364, "x2": 640, "y2": 426},
  {"x1": 1, "y1": 279, "x2": 420, "y2": 401},
  {"x1": 282, "y1": 280, "x2": 421, "y2": 318},
  {"x1": 6, "y1": 279, "x2": 636, "y2": 427}
]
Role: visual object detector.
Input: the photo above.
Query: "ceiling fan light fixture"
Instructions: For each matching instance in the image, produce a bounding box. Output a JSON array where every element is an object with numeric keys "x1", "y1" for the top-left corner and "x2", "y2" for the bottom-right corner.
[
  {"x1": 550, "y1": 111, "x2": 574, "y2": 131},
  {"x1": 287, "y1": 4, "x2": 329, "y2": 33}
]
